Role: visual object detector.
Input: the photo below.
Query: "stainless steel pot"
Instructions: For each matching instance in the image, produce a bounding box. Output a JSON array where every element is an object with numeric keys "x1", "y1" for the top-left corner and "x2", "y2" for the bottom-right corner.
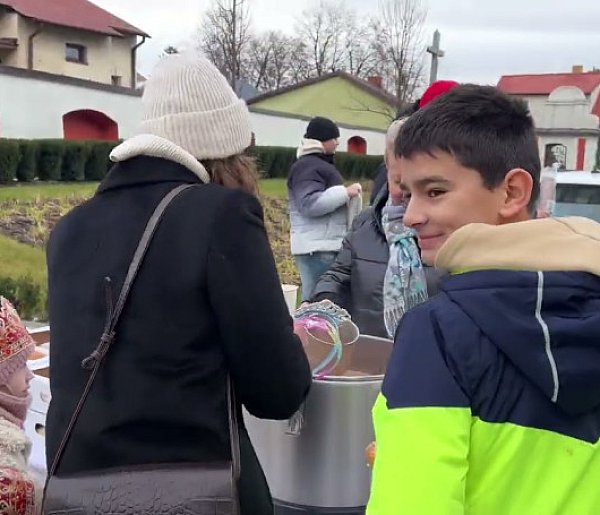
[{"x1": 244, "y1": 335, "x2": 392, "y2": 513}]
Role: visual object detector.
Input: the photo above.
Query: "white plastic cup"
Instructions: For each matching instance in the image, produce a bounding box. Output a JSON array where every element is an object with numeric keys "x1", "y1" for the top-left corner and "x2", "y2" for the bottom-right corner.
[
  {"x1": 281, "y1": 284, "x2": 299, "y2": 314},
  {"x1": 537, "y1": 164, "x2": 558, "y2": 218}
]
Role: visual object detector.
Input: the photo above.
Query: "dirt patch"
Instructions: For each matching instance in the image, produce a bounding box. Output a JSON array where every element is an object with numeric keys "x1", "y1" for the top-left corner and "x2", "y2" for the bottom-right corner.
[
  {"x1": 0, "y1": 194, "x2": 300, "y2": 285},
  {"x1": 0, "y1": 198, "x2": 81, "y2": 247}
]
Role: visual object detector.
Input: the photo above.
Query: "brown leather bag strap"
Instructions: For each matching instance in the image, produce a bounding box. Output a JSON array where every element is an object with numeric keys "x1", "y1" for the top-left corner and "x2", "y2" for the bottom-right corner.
[
  {"x1": 227, "y1": 376, "x2": 241, "y2": 483},
  {"x1": 46, "y1": 183, "x2": 240, "y2": 484}
]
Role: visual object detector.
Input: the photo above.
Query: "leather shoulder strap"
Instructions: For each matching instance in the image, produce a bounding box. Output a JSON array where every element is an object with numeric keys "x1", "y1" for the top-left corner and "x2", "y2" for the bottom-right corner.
[{"x1": 47, "y1": 184, "x2": 240, "y2": 482}]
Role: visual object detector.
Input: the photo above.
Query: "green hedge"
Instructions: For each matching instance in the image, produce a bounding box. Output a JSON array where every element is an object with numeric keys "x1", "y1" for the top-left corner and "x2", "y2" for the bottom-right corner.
[
  {"x1": 0, "y1": 139, "x2": 21, "y2": 183},
  {"x1": 37, "y1": 140, "x2": 65, "y2": 181},
  {"x1": 0, "y1": 275, "x2": 44, "y2": 320},
  {"x1": 16, "y1": 140, "x2": 37, "y2": 182},
  {"x1": 85, "y1": 142, "x2": 115, "y2": 181},
  {"x1": 0, "y1": 139, "x2": 382, "y2": 182},
  {"x1": 0, "y1": 138, "x2": 118, "y2": 183},
  {"x1": 62, "y1": 142, "x2": 89, "y2": 181},
  {"x1": 249, "y1": 145, "x2": 382, "y2": 180}
]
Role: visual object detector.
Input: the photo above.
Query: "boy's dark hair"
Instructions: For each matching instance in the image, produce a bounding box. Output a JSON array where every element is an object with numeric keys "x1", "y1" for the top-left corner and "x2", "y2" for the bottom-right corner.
[{"x1": 396, "y1": 84, "x2": 541, "y2": 210}]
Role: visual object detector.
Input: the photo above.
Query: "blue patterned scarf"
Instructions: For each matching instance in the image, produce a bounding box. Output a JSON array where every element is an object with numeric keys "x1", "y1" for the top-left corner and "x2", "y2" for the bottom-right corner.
[{"x1": 381, "y1": 198, "x2": 428, "y2": 338}]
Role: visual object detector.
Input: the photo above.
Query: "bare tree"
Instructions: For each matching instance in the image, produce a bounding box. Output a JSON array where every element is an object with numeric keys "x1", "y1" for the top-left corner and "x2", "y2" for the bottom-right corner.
[
  {"x1": 243, "y1": 33, "x2": 271, "y2": 89},
  {"x1": 198, "y1": 0, "x2": 251, "y2": 88},
  {"x1": 196, "y1": 0, "x2": 426, "y2": 103},
  {"x1": 162, "y1": 45, "x2": 179, "y2": 56},
  {"x1": 243, "y1": 31, "x2": 298, "y2": 91},
  {"x1": 373, "y1": 0, "x2": 427, "y2": 105},
  {"x1": 285, "y1": 39, "x2": 313, "y2": 84},
  {"x1": 295, "y1": 0, "x2": 351, "y2": 77},
  {"x1": 343, "y1": 17, "x2": 379, "y2": 79}
]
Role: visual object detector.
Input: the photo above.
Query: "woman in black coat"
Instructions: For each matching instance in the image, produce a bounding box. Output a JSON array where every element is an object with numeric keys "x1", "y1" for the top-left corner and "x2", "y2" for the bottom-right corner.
[{"x1": 45, "y1": 52, "x2": 311, "y2": 515}]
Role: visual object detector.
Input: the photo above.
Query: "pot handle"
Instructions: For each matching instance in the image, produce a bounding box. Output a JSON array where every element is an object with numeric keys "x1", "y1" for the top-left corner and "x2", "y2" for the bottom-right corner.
[{"x1": 286, "y1": 403, "x2": 305, "y2": 436}]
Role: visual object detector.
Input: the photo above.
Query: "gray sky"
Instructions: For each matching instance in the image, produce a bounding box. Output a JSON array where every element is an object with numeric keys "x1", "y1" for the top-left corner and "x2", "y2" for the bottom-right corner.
[{"x1": 94, "y1": 0, "x2": 600, "y2": 86}]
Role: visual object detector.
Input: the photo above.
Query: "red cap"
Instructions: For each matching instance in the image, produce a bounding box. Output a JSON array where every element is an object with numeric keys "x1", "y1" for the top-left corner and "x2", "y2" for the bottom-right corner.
[{"x1": 419, "y1": 80, "x2": 460, "y2": 108}]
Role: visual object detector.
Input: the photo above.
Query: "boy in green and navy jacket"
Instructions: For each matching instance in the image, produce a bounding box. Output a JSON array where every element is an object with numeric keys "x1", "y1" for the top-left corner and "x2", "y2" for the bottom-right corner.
[{"x1": 368, "y1": 85, "x2": 600, "y2": 514}]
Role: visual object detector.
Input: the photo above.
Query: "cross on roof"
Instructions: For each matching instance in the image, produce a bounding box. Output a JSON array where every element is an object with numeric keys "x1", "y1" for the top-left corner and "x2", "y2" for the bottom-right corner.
[{"x1": 427, "y1": 30, "x2": 444, "y2": 85}]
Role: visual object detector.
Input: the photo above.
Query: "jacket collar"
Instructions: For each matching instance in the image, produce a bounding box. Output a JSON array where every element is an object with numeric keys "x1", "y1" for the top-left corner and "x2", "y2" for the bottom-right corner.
[
  {"x1": 372, "y1": 183, "x2": 389, "y2": 233},
  {"x1": 110, "y1": 134, "x2": 211, "y2": 183},
  {"x1": 97, "y1": 155, "x2": 203, "y2": 194},
  {"x1": 436, "y1": 216, "x2": 600, "y2": 275}
]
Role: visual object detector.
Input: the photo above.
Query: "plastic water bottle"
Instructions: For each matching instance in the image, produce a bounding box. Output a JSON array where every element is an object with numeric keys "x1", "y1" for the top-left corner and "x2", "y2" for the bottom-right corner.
[{"x1": 537, "y1": 163, "x2": 558, "y2": 218}]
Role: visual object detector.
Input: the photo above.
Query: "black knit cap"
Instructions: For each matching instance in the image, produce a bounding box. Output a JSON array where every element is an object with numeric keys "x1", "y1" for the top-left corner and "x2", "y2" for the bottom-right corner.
[{"x1": 304, "y1": 116, "x2": 340, "y2": 142}]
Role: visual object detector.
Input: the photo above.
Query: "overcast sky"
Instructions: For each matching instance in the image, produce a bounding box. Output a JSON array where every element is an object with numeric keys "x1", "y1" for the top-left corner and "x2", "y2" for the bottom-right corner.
[{"x1": 94, "y1": 0, "x2": 600, "y2": 87}]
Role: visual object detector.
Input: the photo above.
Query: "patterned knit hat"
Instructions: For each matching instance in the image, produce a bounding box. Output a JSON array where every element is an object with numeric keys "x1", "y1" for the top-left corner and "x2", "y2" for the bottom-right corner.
[{"x1": 0, "y1": 297, "x2": 35, "y2": 385}]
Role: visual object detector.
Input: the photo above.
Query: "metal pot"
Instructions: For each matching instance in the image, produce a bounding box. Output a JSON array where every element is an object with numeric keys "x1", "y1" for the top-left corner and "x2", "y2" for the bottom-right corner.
[{"x1": 244, "y1": 335, "x2": 392, "y2": 514}]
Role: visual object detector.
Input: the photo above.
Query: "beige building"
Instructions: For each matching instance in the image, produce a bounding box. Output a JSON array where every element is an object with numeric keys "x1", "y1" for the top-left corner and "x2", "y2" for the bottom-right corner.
[{"x1": 0, "y1": 0, "x2": 148, "y2": 88}]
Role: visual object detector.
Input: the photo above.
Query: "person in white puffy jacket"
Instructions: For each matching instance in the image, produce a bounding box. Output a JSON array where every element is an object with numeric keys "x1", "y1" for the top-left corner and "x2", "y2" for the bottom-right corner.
[{"x1": 287, "y1": 116, "x2": 362, "y2": 300}]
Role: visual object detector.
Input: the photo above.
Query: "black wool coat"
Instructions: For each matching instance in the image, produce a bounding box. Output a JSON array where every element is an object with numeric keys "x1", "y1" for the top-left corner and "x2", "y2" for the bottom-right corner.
[{"x1": 46, "y1": 156, "x2": 312, "y2": 515}]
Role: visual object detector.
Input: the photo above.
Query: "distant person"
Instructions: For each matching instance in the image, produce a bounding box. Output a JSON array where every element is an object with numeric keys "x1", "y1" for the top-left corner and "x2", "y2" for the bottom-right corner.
[
  {"x1": 46, "y1": 51, "x2": 311, "y2": 515},
  {"x1": 370, "y1": 81, "x2": 459, "y2": 204},
  {"x1": 287, "y1": 116, "x2": 362, "y2": 301}
]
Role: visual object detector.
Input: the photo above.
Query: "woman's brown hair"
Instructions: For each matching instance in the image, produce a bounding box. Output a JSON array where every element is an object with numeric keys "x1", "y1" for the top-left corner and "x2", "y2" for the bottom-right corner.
[{"x1": 201, "y1": 154, "x2": 259, "y2": 196}]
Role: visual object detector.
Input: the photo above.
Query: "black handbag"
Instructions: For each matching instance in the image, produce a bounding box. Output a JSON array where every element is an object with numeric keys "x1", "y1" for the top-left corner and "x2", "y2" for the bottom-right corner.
[{"x1": 43, "y1": 184, "x2": 241, "y2": 514}]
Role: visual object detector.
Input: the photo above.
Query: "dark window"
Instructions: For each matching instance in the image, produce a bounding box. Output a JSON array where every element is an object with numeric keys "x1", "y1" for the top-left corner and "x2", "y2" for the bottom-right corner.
[
  {"x1": 556, "y1": 184, "x2": 600, "y2": 205},
  {"x1": 555, "y1": 183, "x2": 600, "y2": 222},
  {"x1": 544, "y1": 143, "x2": 567, "y2": 169},
  {"x1": 111, "y1": 75, "x2": 122, "y2": 86},
  {"x1": 65, "y1": 44, "x2": 87, "y2": 64}
]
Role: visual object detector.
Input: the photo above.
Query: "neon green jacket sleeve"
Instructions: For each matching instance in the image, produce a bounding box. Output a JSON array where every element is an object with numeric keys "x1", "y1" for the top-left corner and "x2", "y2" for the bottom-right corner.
[
  {"x1": 367, "y1": 303, "x2": 472, "y2": 514},
  {"x1": 367, "y1": 398, "x2": 471, "y2": 514}
]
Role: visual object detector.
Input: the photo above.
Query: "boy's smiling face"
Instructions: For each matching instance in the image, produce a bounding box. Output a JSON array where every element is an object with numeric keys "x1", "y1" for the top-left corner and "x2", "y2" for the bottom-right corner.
[{"x1": 395, "y1": 150, "x2": 532, "y2": 265}]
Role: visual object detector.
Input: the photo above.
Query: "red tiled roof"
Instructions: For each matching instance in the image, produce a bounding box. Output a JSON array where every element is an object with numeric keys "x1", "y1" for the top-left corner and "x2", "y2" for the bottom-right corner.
[
  {"x1": 0, "y1": 0, "x2": 148, "y2": 37},
  {"x1": 498, "y1": 72, "x2": 600, "y2": 95}
]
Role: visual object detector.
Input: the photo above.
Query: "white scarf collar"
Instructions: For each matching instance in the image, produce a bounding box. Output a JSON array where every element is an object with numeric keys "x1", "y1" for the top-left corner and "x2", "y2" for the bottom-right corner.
[
  {"x1": 110, "y1": 134, "x2": 211, "y2": 184},
  {"x1": 296, "y1": 138, "x2": 327, "y2": 159}
]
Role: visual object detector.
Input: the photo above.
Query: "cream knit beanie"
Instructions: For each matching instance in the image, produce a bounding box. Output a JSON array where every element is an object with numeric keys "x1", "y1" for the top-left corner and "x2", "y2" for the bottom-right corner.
[{"x1": 138, "y1": 51, "x2": 253, "y2": 160}]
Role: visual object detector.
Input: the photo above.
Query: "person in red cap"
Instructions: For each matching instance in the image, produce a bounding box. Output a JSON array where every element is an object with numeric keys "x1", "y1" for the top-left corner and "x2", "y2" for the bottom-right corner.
[
  {"x1": 370, "y1": 80, "x2": 460, "y2": 203},
  {"x1": 418, "y1": 80, "x2": 460, "y2": 108},
  {"x1": 0, "y1": 296, "x2": 39, "y2": 514}
]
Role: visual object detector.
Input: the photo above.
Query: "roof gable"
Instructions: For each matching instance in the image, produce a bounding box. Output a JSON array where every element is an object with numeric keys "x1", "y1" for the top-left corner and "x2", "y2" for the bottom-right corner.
[
  {"x1": 498, "y1": 72, "x2": 600, "y2": 95},
  {"x1": 248, "y1": 71, "x2": 398, "y2": 107},
  {"x1": 0, "y1": 0, "x2": 148, "y2": 37},
  {"x1": 247, "y1": 72, "x2": 398, "y2": 131}
]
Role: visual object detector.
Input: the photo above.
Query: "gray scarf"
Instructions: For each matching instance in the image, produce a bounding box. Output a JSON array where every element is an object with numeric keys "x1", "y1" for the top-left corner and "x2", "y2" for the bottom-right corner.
[{"x1": 381, "y1": 198, "x2": 428, "y2": 338}]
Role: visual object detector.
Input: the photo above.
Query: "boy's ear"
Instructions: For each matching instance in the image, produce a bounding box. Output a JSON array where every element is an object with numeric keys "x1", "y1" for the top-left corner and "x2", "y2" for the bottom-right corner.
[{"x1": 499, "y1": 168, "x2": 534, "y2": 220}]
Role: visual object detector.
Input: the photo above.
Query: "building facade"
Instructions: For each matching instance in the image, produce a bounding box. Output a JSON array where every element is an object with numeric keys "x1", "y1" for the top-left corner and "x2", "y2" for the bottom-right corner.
[
  {"x1": 248, "y1": 72, "x2": 398, "y2": 155},
  {"x1": 0, "y1": 0, "x2": 148, "y2": 88},
  {"x1": 499, "y1": 67, "x2": 600, "y2": 171},
  {"x1": 0, "y1": 0, "x2": 148, "y2": 141}
]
